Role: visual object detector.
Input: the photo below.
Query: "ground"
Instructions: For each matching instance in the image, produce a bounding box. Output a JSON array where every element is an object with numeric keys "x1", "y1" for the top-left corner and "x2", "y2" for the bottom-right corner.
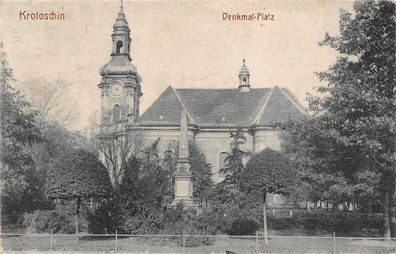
[{"x1": 2, "y1": 234, "x2": 396, "y2": 254}]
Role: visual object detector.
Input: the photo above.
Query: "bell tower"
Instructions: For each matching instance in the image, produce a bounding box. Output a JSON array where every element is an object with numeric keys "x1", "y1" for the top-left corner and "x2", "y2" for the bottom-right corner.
[
  {"x1": 238, "y1": 59, "x2": 251, "y2": 92},
  {"x1": 98, "y1": 2, "x2": 142, "y2": 129}
]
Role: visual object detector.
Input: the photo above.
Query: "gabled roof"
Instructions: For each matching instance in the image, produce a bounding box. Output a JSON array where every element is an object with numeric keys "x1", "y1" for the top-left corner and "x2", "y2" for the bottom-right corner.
[{"x1": 139, "y1": 86, "x2": 305, "y2": 128}]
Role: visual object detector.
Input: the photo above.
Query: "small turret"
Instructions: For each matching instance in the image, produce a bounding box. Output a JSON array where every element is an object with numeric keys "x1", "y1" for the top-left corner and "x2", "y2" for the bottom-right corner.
[{"x1": 239, "y1": 59, "x2": 251, "y2": 92}]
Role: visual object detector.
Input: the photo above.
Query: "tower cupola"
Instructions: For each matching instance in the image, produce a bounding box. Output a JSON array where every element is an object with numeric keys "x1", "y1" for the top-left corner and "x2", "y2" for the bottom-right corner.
[
  {"x1": 98, "y1": 1, "x2": 142, "y2": 127},
  {"x1": 99, "y1": 2, "x2": 138, "y2": 77},
  {"x1": 238, "y1": 59, "x2": 251, "y2": 92},
  {"x1": 111, "y1": 4, "x2": 131, "y2": 57}
]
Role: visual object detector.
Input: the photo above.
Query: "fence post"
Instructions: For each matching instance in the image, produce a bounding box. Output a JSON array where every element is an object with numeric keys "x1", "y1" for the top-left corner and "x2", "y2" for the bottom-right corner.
[
  {"x1": 333, "y1": 232, "x2": 336, "y2": 254},
  {"x1": 183, "y1": 234, "x2": 186, "y2": 254},
  {"x1": 50, "y1": 229, "x2": 53, "y2": 251},
  {"x1": 256, "y1": 231, "x2": 259, "y2": 254},
  {"x1": 115, "y1": 230, "x2": 118, "y2": 252}
]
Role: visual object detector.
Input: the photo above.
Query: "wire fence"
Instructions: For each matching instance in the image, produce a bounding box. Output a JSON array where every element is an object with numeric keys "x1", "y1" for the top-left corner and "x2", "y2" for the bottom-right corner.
[{"x1": 1, "y1": 232, "x2": 396, "y2": 253}]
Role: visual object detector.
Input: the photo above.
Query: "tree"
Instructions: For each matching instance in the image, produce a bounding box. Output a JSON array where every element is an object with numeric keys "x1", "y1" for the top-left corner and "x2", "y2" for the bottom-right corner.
[
  {"x1": 98, "y1": 127, "x2": 145, "y2": 189},
  {"x1": 118, "y1": 139, "x2": 171, "y2": 233},
  {"x1": 189, "y1": 142, "x2": 214, "y2": 205},
  {"x1": 18, "y1": 78, "x2": 78, "y2": 128},
  {"x1": 220, "y1": 128, "x2": 249, "y2": 187},
  {"x1": 45, "y1": 149, "x2": 112, "y2": 235},
  {"x1": 281, "y1": 118, "x2": 368, "y2": 211},
  {"x1": 318, "y1": 0, "x2": 395, "y2": 238},
  {"x1": 283, "y1": 0, "x2": 395, "y2": 238},
  {"x1": 0, "y1": 50, "x2": 46, "y2": 224},
  {"x1": 240, "y1": 148, "x2": 298, "y2": 244}
]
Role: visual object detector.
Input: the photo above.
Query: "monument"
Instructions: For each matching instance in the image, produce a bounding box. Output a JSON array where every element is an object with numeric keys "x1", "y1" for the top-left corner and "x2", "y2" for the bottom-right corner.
[{"x1": 170, "y1": 111, "x2": 197, "y2": 208}]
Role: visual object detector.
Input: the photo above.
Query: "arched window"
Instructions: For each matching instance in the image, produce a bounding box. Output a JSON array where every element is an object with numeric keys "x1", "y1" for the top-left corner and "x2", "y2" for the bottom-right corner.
[
  {"x1": 243, "y1": 78, "x2": 247, "y2": 85},
  {"x1": 112, "y1": 104, "x2": 121, "y2": 123},
  {"x1": 116, "y1": 41, "x2": 123, "y2": 53},
  {"x1": 218, "y1": 152, "x2": 228, "y2": 178}
]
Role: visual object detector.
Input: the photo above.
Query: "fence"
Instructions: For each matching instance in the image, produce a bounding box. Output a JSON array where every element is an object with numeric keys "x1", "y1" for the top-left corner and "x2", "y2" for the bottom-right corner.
[{"x1": 1, "y1": 232, "x2": 396, "y2": 253}]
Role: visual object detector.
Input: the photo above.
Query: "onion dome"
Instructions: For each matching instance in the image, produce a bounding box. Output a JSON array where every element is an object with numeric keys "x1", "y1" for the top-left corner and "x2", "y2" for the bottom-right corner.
[{"x1": 99, "y1": 55, "x2": 137, "y2": 76}]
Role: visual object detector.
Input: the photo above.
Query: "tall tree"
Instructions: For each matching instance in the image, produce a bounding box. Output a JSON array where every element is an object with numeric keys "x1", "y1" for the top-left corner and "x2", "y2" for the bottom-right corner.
[
  {"x1": 220, "y1": 128, "x2": 249, "y2": 187},
  {"x1": 283, "y1": 0, "x2": 395, "y2": 238},
  {"x1": 98, "y1": 127, "x2": 145, "y2": 188},
  {"x1": 189, "y1": 142, "x2": 214, "y2": 205},
  {"x1": 18, "y1": 79, "x2": 78, "y2": 128},
  {"x1": 46, "y1": 149, "x2": 112, "y2": 235},
  {"x1": 0, "y1": 51, "x2": 45, "y2": 223},
  {"x1": 318, "y1": 0, "x2": 395, "y2": 238}
]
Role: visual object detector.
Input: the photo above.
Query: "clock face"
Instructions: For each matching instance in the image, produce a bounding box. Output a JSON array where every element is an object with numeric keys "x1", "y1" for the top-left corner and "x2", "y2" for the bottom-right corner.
[{"x1": 110, "y1": 82, "x2": 124, "y2": 96}]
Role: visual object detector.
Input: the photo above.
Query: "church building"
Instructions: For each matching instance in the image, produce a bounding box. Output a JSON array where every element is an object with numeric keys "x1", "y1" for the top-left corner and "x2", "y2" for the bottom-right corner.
[{"x1": 98, "y1": 6, "x2": 306, "y2": 193}]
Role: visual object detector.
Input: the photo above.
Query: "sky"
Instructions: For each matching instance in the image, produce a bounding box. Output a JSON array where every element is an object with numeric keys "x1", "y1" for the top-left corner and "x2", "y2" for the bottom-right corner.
[{"x1": 1, "y1": 0, "x2": 354, "y2": 130}]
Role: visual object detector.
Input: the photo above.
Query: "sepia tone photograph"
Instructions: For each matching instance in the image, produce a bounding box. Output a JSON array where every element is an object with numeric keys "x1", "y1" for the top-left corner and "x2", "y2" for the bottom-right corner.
[{"x1": 0, "y1": 0, "x2": 395, "y2": 253}]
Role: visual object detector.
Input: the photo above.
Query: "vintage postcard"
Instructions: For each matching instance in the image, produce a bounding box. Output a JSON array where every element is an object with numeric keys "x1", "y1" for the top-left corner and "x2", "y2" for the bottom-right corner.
[{"x1": 1, "y1": 0, "x2": 395, "y2": 253}]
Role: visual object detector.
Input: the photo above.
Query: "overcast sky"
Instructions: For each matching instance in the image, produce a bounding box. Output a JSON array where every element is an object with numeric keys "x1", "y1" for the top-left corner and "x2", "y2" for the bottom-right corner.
[{"x1": 1, "y1": 0, "x2": 353, "y2": 130}]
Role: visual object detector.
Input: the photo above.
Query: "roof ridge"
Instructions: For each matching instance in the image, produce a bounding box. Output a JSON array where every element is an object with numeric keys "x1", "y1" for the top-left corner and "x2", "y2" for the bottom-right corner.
[
  {"x1": 170, "y1": 86, "x2": 197, "y2": 125},
  {"x1": 277, "y1": 87, "x2": 306, "y2": 114},
  {"x1": 175, "y1": 87, "x2": 270, "y2": 91},
  {"x1": 252, "y1": 88, "x2": 274, "y2": 125}
]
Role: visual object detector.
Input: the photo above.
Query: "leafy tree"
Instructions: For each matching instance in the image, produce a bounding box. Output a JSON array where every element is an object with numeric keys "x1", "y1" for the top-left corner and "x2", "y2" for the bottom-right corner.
[
  {"x1": 281, "y1": 119, "x2": 367, "y2": 210},
  {"x1": 220, "y1": 128, "x2": 249, "y2": 187},
  {"x1": 241, "y1": 148, "x2": 297, "y2": 197},
  {"x1": 189, "y1": 142, "x2": 214, "y2": 205},
  {"x1": 0, "y1": 51, "x2": 46, "y2": 224},
  {"x1": 317, "y1": 0, "x2": 395, "y2": 238},
  {"x1": 45, "y1": 149, "x2": 112, "y2": 234},
  {"x1": 283, "y1": 0, "x2": 395, "y2": 238},
  {"x1": 118, "y1": 139, "x2": 171, "y2": 234},
  {"x1": 240, "y1": 148, "x2": 298, "y2": 244}
]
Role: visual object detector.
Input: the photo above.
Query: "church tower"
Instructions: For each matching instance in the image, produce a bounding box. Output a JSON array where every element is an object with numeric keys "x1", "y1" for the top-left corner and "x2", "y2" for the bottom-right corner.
[
  {"x1": 98, "y1": 3, "x2": 142, "y2": 128},
  {"x1": 238, "y1": 59, "x2": 250, "y2": 92}
]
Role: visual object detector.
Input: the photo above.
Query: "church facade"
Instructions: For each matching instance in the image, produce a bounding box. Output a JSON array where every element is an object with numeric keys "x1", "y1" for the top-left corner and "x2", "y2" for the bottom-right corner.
[{"x1": 98, "y1": 6, "x2": 305, "y2": 203}]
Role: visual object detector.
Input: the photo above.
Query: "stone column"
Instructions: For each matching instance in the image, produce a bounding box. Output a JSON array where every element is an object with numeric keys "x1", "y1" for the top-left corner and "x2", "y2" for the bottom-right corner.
[{"x1": 171, "y1": 111, "x2": 195, "y2": 207}]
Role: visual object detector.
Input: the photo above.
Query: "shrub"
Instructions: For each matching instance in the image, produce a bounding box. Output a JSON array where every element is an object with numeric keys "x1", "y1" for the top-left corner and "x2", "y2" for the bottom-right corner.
[
  {"x1": 87, "y1": 198, "x2": 125, "y2": 234},
  {"x1": 150, "y1": 205, "x2": 215, "y2": 247},
  {"x1": 226, "y1": 217, "x2": 260, "y2": 235},
  {"x1": 266, "y1": 211, "x2": 383, "y2": 236},
  {"x1": 23, "y1": 210, "x2": 75, "y2": 233},
  {"x1": 158, "y1": 220, "x2": 214, "y2": 247}
]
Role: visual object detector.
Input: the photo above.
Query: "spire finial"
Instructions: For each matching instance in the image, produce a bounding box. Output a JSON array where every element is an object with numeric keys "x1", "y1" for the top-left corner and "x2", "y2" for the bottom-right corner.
[{"x1": 120, "y1": 0, "x2": 124, "y2": 13}]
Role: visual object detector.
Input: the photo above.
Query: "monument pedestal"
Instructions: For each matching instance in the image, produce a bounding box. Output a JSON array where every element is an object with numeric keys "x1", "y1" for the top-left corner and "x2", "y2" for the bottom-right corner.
[
  {"x1": 169, "y1": 158, "x2": 200, "y2": 210},
  {"x1": 168, "y1": 111, "x2": 201, "y2": 212}
]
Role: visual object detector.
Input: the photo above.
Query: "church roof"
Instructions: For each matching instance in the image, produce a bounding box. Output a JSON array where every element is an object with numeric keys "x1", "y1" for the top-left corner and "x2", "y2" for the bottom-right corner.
[{"x1": 139, "y1": 86, "x2": 306, "y2": 128}]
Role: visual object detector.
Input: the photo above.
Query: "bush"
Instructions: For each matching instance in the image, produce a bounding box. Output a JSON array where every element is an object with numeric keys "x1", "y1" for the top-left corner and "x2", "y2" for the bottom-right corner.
[
  {"x1": 153, "y1": 205, "x2": 215, "y2": 247},
  {"x1": 87, "y1": 198, "x2": 125, "y2": 234},
  {"x1": 158, "y1": 220, "x2": 214, "y2": 247},
  {"x1": 23, "y1": 210, "x2": 75, "y2": 233},
  {"x1": 226, "y1": 217, "x2": 260, "y2": 235},
  {"x1": 266, "y1": 211, "x2": 383, "y2": 236}
]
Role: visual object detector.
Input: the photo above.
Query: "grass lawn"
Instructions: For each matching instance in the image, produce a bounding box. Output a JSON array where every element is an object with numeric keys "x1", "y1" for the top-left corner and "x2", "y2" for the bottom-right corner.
[{"x1": 2, "y1": 234, "x2": 396, "y2": 254}]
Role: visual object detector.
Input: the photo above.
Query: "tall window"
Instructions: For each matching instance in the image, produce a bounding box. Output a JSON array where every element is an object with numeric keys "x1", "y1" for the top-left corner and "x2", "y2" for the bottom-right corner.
[
  {"x1": 116, "y1": 41, "x2": 123, "y2": 53},
  {"x1": 243, "y1": 78, "x2": 247, "y2": 85},
  {"x1": 113, "y1": 104, "x2": 121, "y2": 123},
  {"x1": 218, "y1": 152, "x2": 228, "y2": 178}
]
